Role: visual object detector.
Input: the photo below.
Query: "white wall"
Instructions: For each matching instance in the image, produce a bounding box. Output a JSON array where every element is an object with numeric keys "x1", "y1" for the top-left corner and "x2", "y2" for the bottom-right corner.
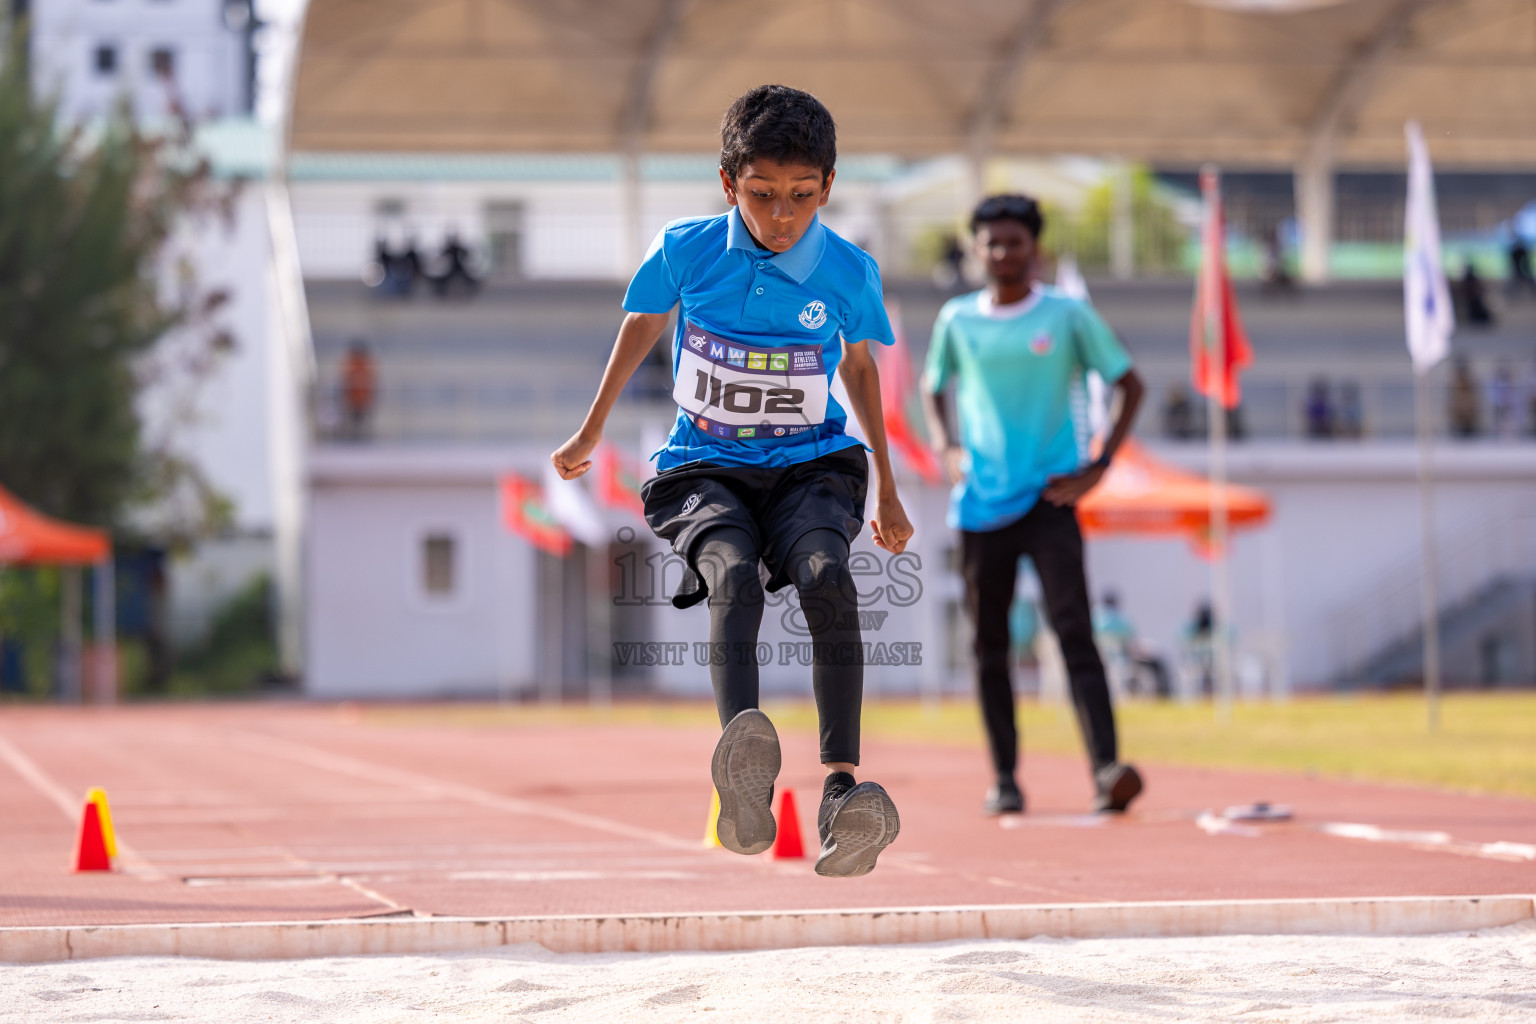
[
  {"x1": 30, "y1": 0, "x2": 248, "y2": 124},
  {"x1": 306, "y1": 449, "x2": 540, "y2": 697}
]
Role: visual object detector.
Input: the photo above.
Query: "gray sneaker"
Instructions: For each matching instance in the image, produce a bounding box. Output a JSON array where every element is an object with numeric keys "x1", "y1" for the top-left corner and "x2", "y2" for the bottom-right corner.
[
  {"x1": 710, "y1": 709, "x2": 781, "y2": 855},
  {"x1": 815, "y1": 774, "x2": 900, "y2": 877}
]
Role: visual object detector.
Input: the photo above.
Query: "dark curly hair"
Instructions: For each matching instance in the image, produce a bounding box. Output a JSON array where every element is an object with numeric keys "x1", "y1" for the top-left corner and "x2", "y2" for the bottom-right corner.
[
  {"x1": 971, "y1": 194, "x2": 1045, "y2": 239},
  {"x1": 720, "y1": 85, "x2": 837, "y2": 184}
]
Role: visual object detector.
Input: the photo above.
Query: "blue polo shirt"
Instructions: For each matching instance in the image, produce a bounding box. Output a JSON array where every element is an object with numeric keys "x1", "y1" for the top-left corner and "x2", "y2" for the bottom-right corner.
[{"x1": 623, "y1": 208, "x2": 894, "y2": 471}]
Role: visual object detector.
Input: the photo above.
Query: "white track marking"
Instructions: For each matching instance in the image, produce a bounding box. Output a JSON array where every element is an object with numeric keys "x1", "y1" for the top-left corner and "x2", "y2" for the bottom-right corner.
[
  {"x1": 0, "y1": 732, "x2": 164, "y2": 881},
  {"x1": 228, "y1": 731, "x2": 704, "y2": 853},
  {"x1": 1320, "y1": 821, "x2": 1536, "y2": 862}
]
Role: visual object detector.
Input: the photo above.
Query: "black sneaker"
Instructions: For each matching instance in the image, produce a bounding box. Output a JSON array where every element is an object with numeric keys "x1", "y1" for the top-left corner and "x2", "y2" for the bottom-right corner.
[
  {"x1": 815, "y1": 772, "x2": 900, "y2": 878},
  {"x1": 710, "y1": 709, "x2": 781, "y2": 855},
  {"x1": 1093, "y1": 762, "x2": 1143, "y2": 813},
  {"x1": 984, "y1": 776, "x2": 1025, "y2": 815}
]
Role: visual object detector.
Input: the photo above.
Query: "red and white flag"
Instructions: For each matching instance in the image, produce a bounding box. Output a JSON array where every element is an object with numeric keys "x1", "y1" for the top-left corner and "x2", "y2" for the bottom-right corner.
[
  {"x1": 879, "y1": 301, "x2": 942, "y2": 485},
  {"x1": 594, "y1": 444, "x2": 648, "y2": 521},
  {"x1": 1189, "y1": 168, "x2": 1254, "y2": 409},
  {"x1": 500, "y1": 474, "x2": 571, "y2": 556}
]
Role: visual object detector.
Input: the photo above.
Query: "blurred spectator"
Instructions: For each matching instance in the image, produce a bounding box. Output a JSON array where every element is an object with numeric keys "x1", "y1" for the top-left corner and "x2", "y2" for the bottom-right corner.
[
  {"x1": 1181, "y1": 601, "x2": 1215, "y2": 697},
  {"x1": 1508, "y1": 233, "x2": 1535, "y2": 298},
  {"x1": 1092, "y1": 591, "x2": 1170, "y2": 699},
  {"x1": 1260, "y1": 226, "x2": 1293, "y2": 295},
  {"x1": 371, "y1": 237, "x2": 422, "y2": 298},
  {"x1": 1163, "y1": 384, "x2": 1196, "y2": 439},
  {"x1": 341, "y1": 340, "x2": 377, "y2": 440},
  {"x1": 1458, "y1": 263, "x2": 1495, "y2": 326},
  {"x1": 1448, "y1": 355, "x2": 1481, "y2": 438},
  {"x1": 431, "y1": 231, "x2": 482, "y2": 298},
  {"x1": 1488, "y1": 359, "x2": 1519, "y2": 438},
  {"x1": 1304, "y1": 377, "x2": 1334, "y2": 438},
  {"x1": 1337, "y1": 379, "x2": 1363, "y2": 438}
]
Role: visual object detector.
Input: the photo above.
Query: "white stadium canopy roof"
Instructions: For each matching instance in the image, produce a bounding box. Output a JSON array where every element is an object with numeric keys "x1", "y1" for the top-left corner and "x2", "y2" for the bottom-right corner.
[{"x1": 290, "y1": 0, "x2": 1536, "y2": 167}]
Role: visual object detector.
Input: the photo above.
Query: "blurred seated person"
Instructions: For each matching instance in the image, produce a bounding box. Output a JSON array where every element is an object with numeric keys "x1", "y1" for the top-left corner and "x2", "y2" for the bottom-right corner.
[
  {"x1": 1448, "y1": 355, "x2": 1481, "y2": 438},
  {"x1": 431, "y1": 231, "x2": 482, "y2": 298},
  {"x1": 1458, "y1": 262, "x2": 1494, "y2": 326},
  {"x1": 1163, "y1": 384, "x2": 1196, "y2": 440},
  {"x1": 1304, "y1": 377, "x2": 1334, "y2": 438},
  {"x1": 1507, "y1": 234, "x2": 1534, "y2": 298},
  {"x1": 1180, "y1": 600, "x2": 1216, "y2": 697},
  {"x1": 1094, "y1": 591, "x2": 1171, "y2": 699},
  {"x1": 341, "y1": 340, "x2": 377, "y2": 440}
]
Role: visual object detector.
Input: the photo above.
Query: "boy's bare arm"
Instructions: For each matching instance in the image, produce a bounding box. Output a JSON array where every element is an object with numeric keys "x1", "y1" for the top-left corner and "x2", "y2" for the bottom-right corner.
[
  {"x1": 551, "y1": 311, "x2": 671, "y2": 480},
  {"x1": 838, "y1": 339, "x2": 914, "y2": 554}
]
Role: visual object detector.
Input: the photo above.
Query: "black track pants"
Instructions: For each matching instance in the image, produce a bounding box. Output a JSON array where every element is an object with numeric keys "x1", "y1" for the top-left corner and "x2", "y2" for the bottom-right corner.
[
  {"x1": 961, "y1": 500, "x2": 1118, "y2": 780},
  {"x1": 694, "y1": 526, "x2": 863, "y2": 765}
]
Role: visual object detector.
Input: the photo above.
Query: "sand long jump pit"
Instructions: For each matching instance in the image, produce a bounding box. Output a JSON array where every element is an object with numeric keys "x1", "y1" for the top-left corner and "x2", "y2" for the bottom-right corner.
[{"x1": 2, "y1": 704, "x2": 1534, "y2": 1020}]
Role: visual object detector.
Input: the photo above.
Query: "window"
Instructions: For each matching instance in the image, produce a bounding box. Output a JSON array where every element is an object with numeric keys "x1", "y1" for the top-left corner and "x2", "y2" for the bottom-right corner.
[
  {"x1": 421, "y1": 534, "x2": 456, "y2": 597},
  {"x1": 93, "y1": 45, "x2": 117, "y2": 75},
  {"x1": 149, "y1": 47, "x2": 175, "y2": 79}
]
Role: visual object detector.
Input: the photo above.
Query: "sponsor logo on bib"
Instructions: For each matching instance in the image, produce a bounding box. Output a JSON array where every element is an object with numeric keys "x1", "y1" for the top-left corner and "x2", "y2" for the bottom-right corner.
[
  {"x1": 799, "y1": 300, "x2": 827, "y2": 330},
  {"x1": 708, "y1": 342, "x2": 725, "y2": 359},
  {"x1": 769, "y1": 352, "x2": 789, "y2": 371},
  {"x1": 747, "y1": 352, "x2": 767, "y2": 370},
  {"x1": 727, "y1": 347, "x2": 746, "y2": 366},
  {"x1": 1029, "y1": 331, "x2": 1055, "y2": 356},
  {"x1": 687, "y1": 332, "x2": 707, "y2": 351},
  {"x1": 681, "y1": 493, "x2": 702, "y2": 514}
]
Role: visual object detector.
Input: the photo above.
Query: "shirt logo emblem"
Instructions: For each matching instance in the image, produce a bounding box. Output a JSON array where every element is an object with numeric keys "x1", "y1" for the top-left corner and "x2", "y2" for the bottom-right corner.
[
  {"x1": 799, "y1": 300, "x2": 828, "y2": 330},
  {"x1": 1029, "y1": 331, "x2": 1055, "y2": 356},
  {"x1": 727, "y1": 347, "x2": 746, "y2": 366},
  {"x1": 687, "y1": 332, "x2": 707, "y2": 351},
  {"x1": 681, "y1": 493, "x2": 702, "y2": 514},
  {"x1": 768, "y1": 353, "x2": 789, "y2": 372},
  {"x1": 747, "y1": 352, "x2": 767, "y2": 370}
]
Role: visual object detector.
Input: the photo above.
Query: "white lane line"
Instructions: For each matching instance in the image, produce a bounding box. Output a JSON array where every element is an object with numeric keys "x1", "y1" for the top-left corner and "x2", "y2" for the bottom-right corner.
[
  {"x1": 227, "y1": 731, "x2": 703, "y2": 853},
  {"x1": 0, "y1": 733, "x2": 165, "y2": 881},
  {"x1": 1319, "y1": 821, "x2": 1536, "y2": 862}
]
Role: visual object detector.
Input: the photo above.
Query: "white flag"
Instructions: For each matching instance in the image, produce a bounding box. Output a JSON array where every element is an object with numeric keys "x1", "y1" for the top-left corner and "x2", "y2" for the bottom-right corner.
[
  {"x1": 1404, "y1": 121, "x2": 1453, "y2": 374},
  {"x1": 541, "y1": 464, "x2": 609, "y2": 548}
]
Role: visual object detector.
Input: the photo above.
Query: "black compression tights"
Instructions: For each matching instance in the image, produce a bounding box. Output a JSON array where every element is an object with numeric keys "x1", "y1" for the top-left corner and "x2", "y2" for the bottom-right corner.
[{"x1": 693, "y1": 527, "x2": 863, "y2": 765}]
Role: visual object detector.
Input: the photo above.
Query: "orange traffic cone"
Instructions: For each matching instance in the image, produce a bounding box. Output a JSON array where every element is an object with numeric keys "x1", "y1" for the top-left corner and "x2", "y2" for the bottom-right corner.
[
  {"x1": 73, "y1": 800, "x2": 111, "y2": 872},
  {"x1": 771, "y1": 788, "x2": 805, "y2": 860}
]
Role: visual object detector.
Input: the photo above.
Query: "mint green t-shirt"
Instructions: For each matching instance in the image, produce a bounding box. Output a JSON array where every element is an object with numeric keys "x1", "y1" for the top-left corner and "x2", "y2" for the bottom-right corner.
[{"x1": 922, "y1": 287, "x2": 1132, "y2": 531}]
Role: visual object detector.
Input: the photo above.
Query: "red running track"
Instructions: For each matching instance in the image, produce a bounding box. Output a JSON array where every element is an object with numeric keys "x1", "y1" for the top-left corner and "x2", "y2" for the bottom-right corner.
[{"x1": 0, "y1": 704, "x2": 1532, "y2": 928}]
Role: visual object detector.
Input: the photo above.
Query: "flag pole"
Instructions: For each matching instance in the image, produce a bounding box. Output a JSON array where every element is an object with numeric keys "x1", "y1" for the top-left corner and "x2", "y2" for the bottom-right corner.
[
  {"x1": 1414, "y1": 369, "x2": 1441, "y2": 732},
  {"x1": 1201, "y1": 165, "x2": 1235, "y2": 722},
  {"x1": 1404, "y1": 120, "x2": 1451, "y2": 734}
]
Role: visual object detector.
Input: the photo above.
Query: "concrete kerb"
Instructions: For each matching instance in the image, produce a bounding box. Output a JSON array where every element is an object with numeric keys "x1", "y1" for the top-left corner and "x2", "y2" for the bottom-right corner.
[{"x1": 3, "y1": 895, "x2": 1532, "y2": 963}]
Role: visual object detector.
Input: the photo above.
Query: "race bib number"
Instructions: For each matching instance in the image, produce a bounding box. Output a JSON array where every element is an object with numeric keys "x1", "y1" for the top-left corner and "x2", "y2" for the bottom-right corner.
[{"x1": 673, "y1": 322, "x2": 828, "y2": 441}]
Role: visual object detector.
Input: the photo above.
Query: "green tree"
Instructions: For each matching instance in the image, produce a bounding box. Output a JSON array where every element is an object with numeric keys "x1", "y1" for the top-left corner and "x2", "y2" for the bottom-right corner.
[{"x1": 0, "y1": 32, "x2": 228, "y2": 530}]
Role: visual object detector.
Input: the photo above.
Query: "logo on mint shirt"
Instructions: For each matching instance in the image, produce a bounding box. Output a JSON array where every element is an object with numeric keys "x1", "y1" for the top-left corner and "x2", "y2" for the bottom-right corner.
[
  {"x1": 1029, "y1": 331, "x2": 1055, "y2": 356},
  {"x1": 799, "y1": 300, "x2": 827, "y2": 330}
]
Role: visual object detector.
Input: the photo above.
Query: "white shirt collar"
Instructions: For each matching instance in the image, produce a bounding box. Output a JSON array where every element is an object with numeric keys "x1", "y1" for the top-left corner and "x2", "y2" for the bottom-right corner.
[{"x1": 977, "y1": 285, "x2": 1042, "y2": 320}]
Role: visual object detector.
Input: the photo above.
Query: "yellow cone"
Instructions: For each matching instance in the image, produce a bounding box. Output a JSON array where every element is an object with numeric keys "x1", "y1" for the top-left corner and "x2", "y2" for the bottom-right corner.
[
  {"x1": 86, "y1": 787, "x2": 117, "y2": 859},
  {"x1": 702, "y1": 788, "x2": 721, "y2": 848}
]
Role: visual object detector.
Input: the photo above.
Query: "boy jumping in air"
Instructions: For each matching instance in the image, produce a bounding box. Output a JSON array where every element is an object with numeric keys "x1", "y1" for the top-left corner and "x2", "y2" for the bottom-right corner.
[
  {"x1": 551, "y1": 85, "x2": 913, "y2": 877},
  {"x1": 922, "y1": 195, "x2": 1145, "y2": 817}
]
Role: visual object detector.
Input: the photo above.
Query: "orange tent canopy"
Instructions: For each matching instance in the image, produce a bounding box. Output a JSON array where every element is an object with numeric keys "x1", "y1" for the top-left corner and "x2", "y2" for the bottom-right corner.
[
  {"x1": 0, "y1": 484, "x2": 110, "y2": 565},
  {"x1": 1076, "y1": 440, "x2": 1270, "y2": 539}
]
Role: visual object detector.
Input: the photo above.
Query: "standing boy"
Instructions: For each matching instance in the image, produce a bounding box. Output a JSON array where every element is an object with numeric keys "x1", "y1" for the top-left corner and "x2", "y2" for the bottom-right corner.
[
  {"x1": 922, "y1": 195, "x2": 1145, "y2": 816},
  {"x1": 551, "y1": 85, "x2": 913, "y2": 877}
]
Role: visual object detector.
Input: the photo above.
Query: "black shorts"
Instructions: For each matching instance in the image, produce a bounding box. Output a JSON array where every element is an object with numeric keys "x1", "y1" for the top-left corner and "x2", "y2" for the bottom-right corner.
[{"x1": 641, "y1": 445, "x2": 869, "y2": 609}]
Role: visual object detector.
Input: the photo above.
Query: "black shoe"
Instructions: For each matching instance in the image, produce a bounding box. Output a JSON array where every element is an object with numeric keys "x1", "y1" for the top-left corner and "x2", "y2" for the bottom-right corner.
[
  {"x1": 1093, "y1": 762, "x2": 1143, "y2": 813},
  {"x1": 815, "y1": 772, "x2": 900, "y2": 878},
  {"x1": 710, "y1": 709, "x2": 781, "y2": 855},
  {"x1": 984, "y1": 776, "x2": 1025, "y2": 815}
]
